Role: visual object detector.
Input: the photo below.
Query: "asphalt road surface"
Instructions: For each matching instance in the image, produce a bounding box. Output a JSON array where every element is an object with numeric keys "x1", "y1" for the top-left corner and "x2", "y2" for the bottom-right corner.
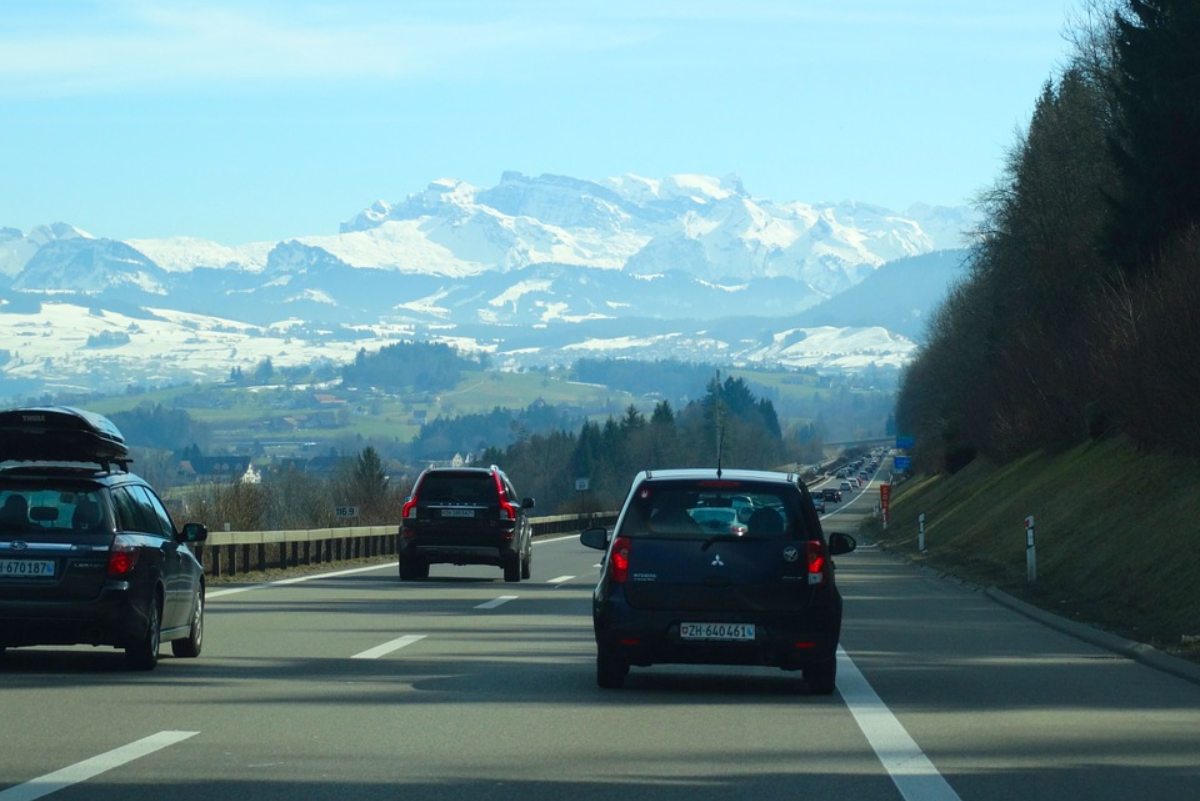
[{"x1": 3, "y1": 479, "x2": 1199, "y2": 800}]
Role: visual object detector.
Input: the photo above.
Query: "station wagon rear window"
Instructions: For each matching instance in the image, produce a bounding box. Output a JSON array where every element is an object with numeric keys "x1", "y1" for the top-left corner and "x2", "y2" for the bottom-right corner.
[{"x1": 0, "y1": 486, "x2": 109, "y2": 536}]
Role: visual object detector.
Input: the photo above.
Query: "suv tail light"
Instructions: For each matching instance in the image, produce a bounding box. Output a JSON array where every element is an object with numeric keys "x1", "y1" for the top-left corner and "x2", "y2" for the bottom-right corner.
[
  {"x1": 807, "y1": 540, "x2": 826, "y2": 585},
  {"x1": 610, "y1": 536, "x2": 632, "y2": 584},
  {"x1": 107, "y1": 536, "x2": 140, "y2": 577},
  {"x1": 493, "y1": 471, "x2": 517, "y2": 520}
]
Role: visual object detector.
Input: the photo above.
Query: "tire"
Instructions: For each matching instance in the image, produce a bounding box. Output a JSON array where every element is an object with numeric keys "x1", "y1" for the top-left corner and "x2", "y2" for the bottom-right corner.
[
  {"x1": 504, "y1": 555, "x2": 521, "y2": 583},
  {"x1": 171, "y1": 588, "x2": 204, "y2": 658},
  {"x1": 596, "y1": 646, "x2": 628, "y2": 689},
  {"x1": 126, "y1": 598, "x2": 161, "y2": 671},
  {"x1": 804, "y1": 656, "x2": 837, "y2": 695},
  {"x1": 399, "y1": 555, "x2": 424, "y2": 581},
  {"x1": 520, "y1": 545, "x2": 532, "y2": 579}
]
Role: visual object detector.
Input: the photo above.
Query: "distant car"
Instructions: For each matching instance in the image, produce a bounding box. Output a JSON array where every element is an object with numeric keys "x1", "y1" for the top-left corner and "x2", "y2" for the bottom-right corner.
[
  {"x1": 840, "y1": 480, "x2": 853, "y2": 493},
  {"x1": 0, "y1": 406, "x2": 208, "y2": 670},
  {"x1": 689, "y1": 506, "x2": 749, "y2": 536},
  {"x1": 398, "y1": 464, "x2": 535, "y2": 582},
  {"x1": 822, "y1": 488, "x2": 841, "y2": 503},
  {"x1": 811, "y1": 495, "x2": 826, "y2": 513},
  {"x1": 580, "y1": 468, "x2": 856, "y2": 693}
]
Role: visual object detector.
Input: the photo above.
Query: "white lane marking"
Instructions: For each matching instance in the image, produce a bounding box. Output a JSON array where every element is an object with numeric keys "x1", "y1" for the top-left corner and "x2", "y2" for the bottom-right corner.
[
  {"x1": 206, "y1": 533, "x2": 589, "y2": 601},
  {"x1": 837, "y1": 647, "x2": 963, "y2": 801},
  {"x1": 0, "y1": 731, "x2": 198, "y2": 801},
  {"x1": 475, "y1": 595, "x2": 518, "y2": 610},
  {"x1": 208, "y1": 562, "x2": 398, "y2": 599},
  {"x1": 546, "y1": 575, "x2": 574, "y2": 585},
  {"x1": 351, "y1": 634, "x2": 426, "y2": 660}
]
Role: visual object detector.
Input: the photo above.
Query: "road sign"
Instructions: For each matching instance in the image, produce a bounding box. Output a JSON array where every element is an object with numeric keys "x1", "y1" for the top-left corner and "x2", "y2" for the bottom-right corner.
[
  {"x1": 893, "y1": 456, "x2": 912, "y2": 472},
  {"x1": 334, "y1": 505, "x2": 359, "y2": 519},
  {"x1": 575, "y1": 478, "x2": 590, "y2": 492}
]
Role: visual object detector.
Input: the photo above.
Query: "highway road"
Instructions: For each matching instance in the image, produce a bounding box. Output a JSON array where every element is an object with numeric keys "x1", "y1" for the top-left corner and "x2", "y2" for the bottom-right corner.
[{"x1": 3, "y1": 478, "x2": 1199, "y2": 800}]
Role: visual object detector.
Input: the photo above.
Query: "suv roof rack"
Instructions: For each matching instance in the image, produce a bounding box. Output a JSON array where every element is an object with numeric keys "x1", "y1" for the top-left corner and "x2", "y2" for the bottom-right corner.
[{"x1": 0, "y1": 406, "x2": 131, "y2": 472}]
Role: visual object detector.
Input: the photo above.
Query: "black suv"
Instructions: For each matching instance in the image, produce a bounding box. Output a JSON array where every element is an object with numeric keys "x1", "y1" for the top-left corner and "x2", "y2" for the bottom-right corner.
[
  {"x1": 398, "y1": 465, "x2": 534, "y2": 582},
  {"x1": 581, "y1": 468, "x2": 855, "y2": 692},
  {"x1": 0, "y1": 406, "x2": 208, "y2": 670}
]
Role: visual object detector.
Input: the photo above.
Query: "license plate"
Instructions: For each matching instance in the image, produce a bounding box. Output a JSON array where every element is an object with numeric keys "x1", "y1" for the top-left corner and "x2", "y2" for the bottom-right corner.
[
  {"x1": 0, "y1": 559, "x2": 56, "y2": 578},
  {"x1": 680, "y1": 622, "x2": 756, "y2": 642},
  {"x1": 440, "y1": 508, "x2": 475, "y2": 518}
]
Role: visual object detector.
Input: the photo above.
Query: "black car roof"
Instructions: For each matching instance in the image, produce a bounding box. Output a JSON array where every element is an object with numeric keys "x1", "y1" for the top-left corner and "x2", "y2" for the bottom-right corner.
[{"x1": 0, "y1": 406, "x2": 131, "y2": 472}]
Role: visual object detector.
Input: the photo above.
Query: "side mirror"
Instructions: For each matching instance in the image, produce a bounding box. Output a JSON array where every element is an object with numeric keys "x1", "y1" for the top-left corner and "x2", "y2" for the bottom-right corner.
[
  {"x1": 180, "y1": 522, "x2": 209, "y2": 544},
  {"x1": 522, "y1": 497, "x2": 535, "y2": 510},
  {"x1": 828, "y1": 531, "x2": 856, "y2": 556},
  {"x1": 580, "y1": 527, "x2": 609, "y2": 550}
]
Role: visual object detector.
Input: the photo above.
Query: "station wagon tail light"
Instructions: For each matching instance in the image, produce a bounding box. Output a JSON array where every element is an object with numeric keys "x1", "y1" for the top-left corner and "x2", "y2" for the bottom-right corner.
[
  {"x1": 610, "y1": 536, "x2": 632, "y2": 583},
  {"x1": 107, "y1": 537, "x2": 140, "y2": 577},
  {"x1": 807, "y1": 540, "x2": 826, "y2": 585}
]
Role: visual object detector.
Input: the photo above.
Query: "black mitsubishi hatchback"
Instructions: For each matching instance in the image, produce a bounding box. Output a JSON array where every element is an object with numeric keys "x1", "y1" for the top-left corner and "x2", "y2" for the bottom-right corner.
[
  {"x1": 581, "y1": 468, "x2": 856, "y2": 692},
  {"x1": 0, "y1": 406, "x2": 208, "y2": 670}
]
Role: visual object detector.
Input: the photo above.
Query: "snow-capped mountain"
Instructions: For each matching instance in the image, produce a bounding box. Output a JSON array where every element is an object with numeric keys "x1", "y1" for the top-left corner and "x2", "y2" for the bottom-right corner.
[{"x1": 0, "y1": 172, "x2": 977, "y2": 397}]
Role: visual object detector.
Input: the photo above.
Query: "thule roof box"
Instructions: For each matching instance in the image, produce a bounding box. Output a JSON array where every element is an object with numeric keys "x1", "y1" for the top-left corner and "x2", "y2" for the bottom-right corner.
[{"x1": 0, "y1": 406, "x2": 131, "y2": 471}]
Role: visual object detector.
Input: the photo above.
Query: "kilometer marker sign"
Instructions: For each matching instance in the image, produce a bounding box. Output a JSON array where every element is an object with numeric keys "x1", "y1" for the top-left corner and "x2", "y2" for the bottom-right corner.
[{"x1": 879, "y1": 483, "x2": 891, "y2": 526}]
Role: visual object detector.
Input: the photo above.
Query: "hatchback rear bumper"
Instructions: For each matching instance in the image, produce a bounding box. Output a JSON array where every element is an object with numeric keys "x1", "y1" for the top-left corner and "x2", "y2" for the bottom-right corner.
[{"x1": 593, "y1": 600, "x2": 842, "y2": 670}]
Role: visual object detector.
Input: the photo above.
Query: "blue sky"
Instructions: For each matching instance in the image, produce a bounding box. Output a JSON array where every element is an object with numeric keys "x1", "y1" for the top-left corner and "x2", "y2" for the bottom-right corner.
[{"x1": 2, "y1": 1, "x2": 1080, "y2": 244}]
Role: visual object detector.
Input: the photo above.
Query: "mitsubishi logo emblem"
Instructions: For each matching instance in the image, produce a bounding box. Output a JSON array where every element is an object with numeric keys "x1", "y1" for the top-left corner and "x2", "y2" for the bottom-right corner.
[{"x1": 711, "y1": 554, "x2": 725, "y2": 567}]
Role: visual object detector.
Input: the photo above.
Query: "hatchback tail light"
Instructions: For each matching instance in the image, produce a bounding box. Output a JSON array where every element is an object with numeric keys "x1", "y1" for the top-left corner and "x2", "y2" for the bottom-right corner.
[
  {"x1": 807, "y1": 540, "x2": 826, "y2": 585},
  {"x1": 107, "y1": 537, "x2": 140, "y2": 577},
  {"x1": 610, "y1": 536, "x2": 632, "y2": 584}
]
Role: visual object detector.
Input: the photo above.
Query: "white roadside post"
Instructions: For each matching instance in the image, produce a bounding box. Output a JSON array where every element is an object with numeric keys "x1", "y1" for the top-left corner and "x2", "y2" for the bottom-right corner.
[
  {"x1": 918, "y1": 512, "x2": 926, "y2": 553},
  {"x1": 1025, "y1": 515, "x2": 1037, "y2": 583}
]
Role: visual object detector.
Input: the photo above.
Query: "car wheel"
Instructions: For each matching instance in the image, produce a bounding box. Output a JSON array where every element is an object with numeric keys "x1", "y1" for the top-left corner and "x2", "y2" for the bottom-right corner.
[
  {"x1": 416, "y1": 559, "x2": 430, "y2": 579},
  {"x1": 520, "y1": 546, "x2": 532, "y2": 579},
  {"x1": 504, "y1": 555, "x2": 521, "y2": 583},
  {"x1": 804, "y1": 656, "x2": 837, "y2": 695},
  {"x1": 596, "y1": 646, "x2": 628, "y2": 689},
  {"x1": 126, "y1": 599, "x2": 161, "y2": 671},
  {"x1": 171, "y1": 588, "x2": 204, "y2": 658},
  {"x1": 399, "y1": 555, "x2": 423, "y2": 580}
]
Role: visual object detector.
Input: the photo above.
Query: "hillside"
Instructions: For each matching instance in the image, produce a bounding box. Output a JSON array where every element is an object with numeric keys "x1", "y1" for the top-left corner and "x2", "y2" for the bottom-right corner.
[{"x1": 864, "y1": 438, "x2": 1200, "y2": 662}]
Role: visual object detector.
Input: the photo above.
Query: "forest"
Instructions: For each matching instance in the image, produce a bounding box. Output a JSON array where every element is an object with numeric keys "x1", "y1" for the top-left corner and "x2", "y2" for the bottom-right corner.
[{"x1": 896, "y1": 0, "x2": 1200, "y2": 471}]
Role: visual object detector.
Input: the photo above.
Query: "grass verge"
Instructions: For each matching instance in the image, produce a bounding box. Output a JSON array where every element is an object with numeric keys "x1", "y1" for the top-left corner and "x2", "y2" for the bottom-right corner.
[{"x1": 863, "y1": 436, "x2": 1200, "y2": 661}]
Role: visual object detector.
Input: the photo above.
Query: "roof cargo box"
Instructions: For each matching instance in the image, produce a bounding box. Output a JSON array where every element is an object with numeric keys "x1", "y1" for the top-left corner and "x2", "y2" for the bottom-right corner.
[{"x1": 0, "y1": 406, "x2": 130, "y2": 468}]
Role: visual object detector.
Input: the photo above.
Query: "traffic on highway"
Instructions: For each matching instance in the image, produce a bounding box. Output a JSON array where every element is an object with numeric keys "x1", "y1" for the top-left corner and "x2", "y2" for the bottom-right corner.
[{"x1": 4, "y1": 445, "x2": 1200, "y2": 801}]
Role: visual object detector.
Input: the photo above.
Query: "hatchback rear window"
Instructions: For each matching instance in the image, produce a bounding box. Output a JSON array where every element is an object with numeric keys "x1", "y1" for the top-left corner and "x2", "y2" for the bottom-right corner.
[
  {"x1": 619, "y1": 479, "x2": 807, "y2": 541},
  {"x1": 417, "y1": 472, "x2": 496, "y2": 504}
]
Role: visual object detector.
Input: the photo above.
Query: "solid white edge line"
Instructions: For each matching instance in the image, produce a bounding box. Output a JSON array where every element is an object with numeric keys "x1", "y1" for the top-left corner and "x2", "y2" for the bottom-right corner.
[
  {"x1": 0, "y1": 731, "x2": 199, "y2": 801},
  {"x1": 475, "y1": 595, "x2": 519, "y2": 610},
  {"x1": 837, "y1": 647, "x2": 963, "y2": 801},
  {"x1": 207, "y1": 532, "x2": 586, "y2": 601},
  {"x1": 351, "y1": 634, "x2": 426, "y2": 660}
]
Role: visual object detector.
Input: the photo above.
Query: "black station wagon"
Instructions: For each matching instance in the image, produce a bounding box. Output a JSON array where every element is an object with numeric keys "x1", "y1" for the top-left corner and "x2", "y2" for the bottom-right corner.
[{"x1": 0, "y1": 406, "x2": 208, "y2": 669}]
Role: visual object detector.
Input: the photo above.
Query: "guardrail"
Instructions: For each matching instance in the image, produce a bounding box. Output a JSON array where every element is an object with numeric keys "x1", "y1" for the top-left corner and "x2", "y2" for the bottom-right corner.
[{"x1": 195, "y1": 511, "x2": 619, "y2": 578}]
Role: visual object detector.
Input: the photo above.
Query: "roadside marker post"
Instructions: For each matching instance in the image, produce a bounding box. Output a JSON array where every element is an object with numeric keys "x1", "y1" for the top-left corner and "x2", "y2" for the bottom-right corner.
[
  {"x1": 1025, "y1": 515, "x2": 1037, "y2": 583},
  {"x1": 918, "y1": 513, "x2": 926, "y2": 552}
]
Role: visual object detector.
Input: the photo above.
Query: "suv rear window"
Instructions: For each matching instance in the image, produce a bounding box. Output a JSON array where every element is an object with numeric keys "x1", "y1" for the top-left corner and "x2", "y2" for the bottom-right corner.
[
  {"x1": 619, "y1": 479, "x2": 808, "y2": 541},
  {"x1": 417, "y1": 472, "x2": 497, "y2": 505}
]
